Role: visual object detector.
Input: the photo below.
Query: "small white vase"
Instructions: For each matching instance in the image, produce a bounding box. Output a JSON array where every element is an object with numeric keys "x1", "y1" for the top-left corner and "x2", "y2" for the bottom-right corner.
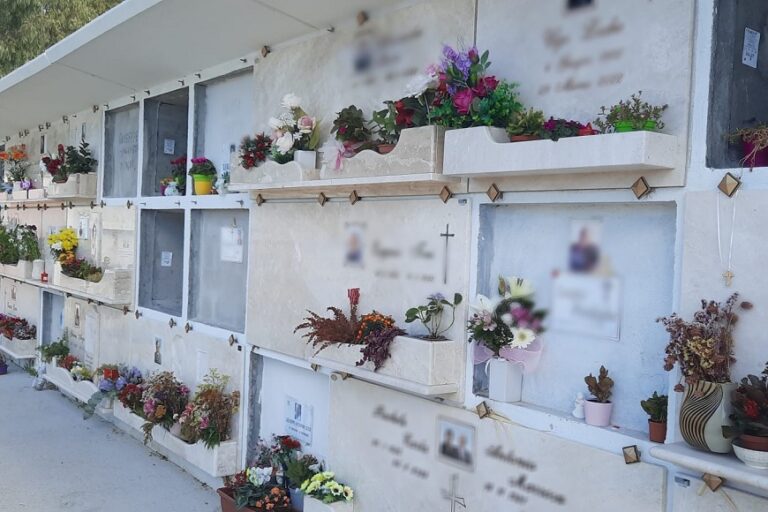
[
  {"x1": 294, "y1": 150, "x2": 317, "y2": 169},
  {"x1": 488, "y1": 358, "x2": 524, "y2": 403},
  {"x1": 304, "y1": 496, "x2": 353, "y2": 512},
  {"x1": 31, "y1": 259, "x2": 45, "y2": 279}
]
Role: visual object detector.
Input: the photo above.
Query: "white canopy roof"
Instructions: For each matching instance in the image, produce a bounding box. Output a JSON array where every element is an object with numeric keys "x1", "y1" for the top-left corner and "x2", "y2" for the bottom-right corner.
[{"x1": 0, "y1": 0, "x2": 396, "y2": 138}]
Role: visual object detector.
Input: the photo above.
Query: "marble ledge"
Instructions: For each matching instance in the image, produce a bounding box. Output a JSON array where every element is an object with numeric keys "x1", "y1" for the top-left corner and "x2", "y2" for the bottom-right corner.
[
  {"x1": 0, "y1": 273, "x2": 132, "y2": 306},
  {"x1": 650, "y1": 442, "x2": 768, "y2": 492}
]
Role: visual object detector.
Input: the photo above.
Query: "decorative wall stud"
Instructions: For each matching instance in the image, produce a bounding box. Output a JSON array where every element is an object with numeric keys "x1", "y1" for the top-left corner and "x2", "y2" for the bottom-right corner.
[
  {"x1": 15, "y1": 204, "x2": 20, "y2": 210},
  {"x1": 134, "y1": 309, "x2": 142, "y2": 320},
  {"x1": 255, "y1": 194, "x2": 265, "y2": 206},
  {"x1": 237, "y1": 199, "x2": 244, "y2": 207},
  {"x1": 261, "y1": 45, "x2": 271, "y2": 58},
  {"x1": 357, "y1": 10, "x2": 369, "y2": 25},
  {"x1": 126, "y1": 200, "x2": 133, "y2": 209},
  {"x1": 92, "y1": 105, "x2": 99, "y2": 112},
  {"x1": 144, "y1": 90, "x2": 150, "y2": 96},
  {"x1": 23, "y1": 129, "x2": 29, "y2": 136},
  {"x1": 475, "y1": 401, "x2": 492, "y2": 419},
  {"x1": 239, "y1": 58, "x2": 248, "y2": 63},
  {"x1": 326, "y1": 26, "x2": 335, "y2": 33},
  {"x1": 45, "y1": 122, "x2": 51, "y2": 129},
  {"x1": 439, "y1": 186, "x2": 453, "y2": 203},
  {"x1": 42, "y1": 204, "x2": 48, "y2": 210},
  {"x1": 178, "y1": 80, "x2": 185, "y2": 86},
  {"x1": 228, "y1": 334, "x2": 237, "y2": 346},
  {"x1": 718, "y1": 172, "x2": 741, "y2": 197},
  {"x1": 90, "y1": 201, "x2": 96, "y2": 209},
  {"x1": 317, "y1": 192, "x2": 328, "y2": 206},
  {"x1": 18, "y1": 131, "x2": 23, "y2": 138},
  {"x1": 130, "y1": 95, "x2": 136, "y2": 102},
  {"x1": 36, "y1": 204, "x2": 42, "y2": 211},
  {"x1": 168, "y1": 318, "x2": 177, "y2": 328},
  {"x1": 100, "y1": 200, "x2": 106, "y2": 208},
  {"x1": 62, "y1": 116, "x2": 68, "y2": 124},
  {"x1": 349, "y1": 190, "x2": 360, "y2": 205},
  {"x1": 195, "y1": 73, "x2": 201, "y2": 79},
  {"x1": 60, "y1": 202, "x2": 66, "y2": 210},
  {"x1": 486, "y1": 183, "x2": 502, "y2": 202},
  {"x1": 122, "y1": 305, "x2": 130, "y2": 315},
  {"x1": 184, "y1": 322, "x2": 192, "y2": 333},
  {"x1": 38, "y1": 124, "x2": 44, "y2": 132},
  {"x1": 622, "y1": 445, "x2": 640, "y2": 464},
  {"x1": 630, "y1": 176, "x2": 651, "y2": 199},
  {"x1": 21, "y1": 204, "x2": 26, "y2": 211},
  {"x1": 4, "y1": 136, "x2": 9, "y2": 142},
  {"x1": 310, "y1": 363, "x2": 320, "y2": 372},
  {"x1": 67, "y1": 201, "x2": 74, "y2": 209},
  {"x1": 702, "y1": 474, "x2": 724, "y2": 492}
]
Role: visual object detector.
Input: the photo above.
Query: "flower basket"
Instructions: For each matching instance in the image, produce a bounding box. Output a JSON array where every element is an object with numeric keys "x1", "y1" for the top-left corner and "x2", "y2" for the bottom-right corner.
[
  {"x1": 310, "y1": 335, "x2": 460, "y2": 395},
  {"x1": 304, "y1": 497, "x2": 353, "y2": 512},
  {"x1": 0, "y1": 260, "x2": 32, "y2": 279},
  {"x1": 47, "y1": 173, "x2": 97, "y2": 198},
  {"x1": 321, "y1": 126, "x2": 445, "y2": 179}
]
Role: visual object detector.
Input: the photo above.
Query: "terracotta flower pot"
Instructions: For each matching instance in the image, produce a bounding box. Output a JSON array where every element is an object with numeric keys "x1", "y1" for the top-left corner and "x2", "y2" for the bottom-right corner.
[
  {"x1": 739, "y1": 433, "x2": 768, "y2": 452},
  {"x1": 509, "y1": 134, "x2": 541, "y2": 142},
  {"x1": 218, "y1": 488, "x2": 256, "y2": 512},
  {"x1": 648, "y1": 420, "x2": 667, "y2": 443},
  {"x1": 377, "y1": 143, "x2": 396, "y2": 154},
  {"x1": 584, "y1": 400, "x2": 613, "y2": 427}
]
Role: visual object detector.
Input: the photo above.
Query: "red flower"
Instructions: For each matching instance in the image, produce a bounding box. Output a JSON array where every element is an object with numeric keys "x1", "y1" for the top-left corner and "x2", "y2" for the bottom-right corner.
[
  {"x1": 472, "y1": 76, "x2": 499, "y2": 98},
  {"x1": 279, "y1": 436, "x2": 301, "y2": 450},
  {"x1": 394, "y1": 100, "x2": 415, "y2": 127},
  {"x1": 348, "y1": 288, "x2": 360, "y2": 306},
  {"x1": 452, "y1": 88, "x2": 474, "y2": 115},
  {"x1": 744, "y1": 399, "x2": 760, "y2": 419}
]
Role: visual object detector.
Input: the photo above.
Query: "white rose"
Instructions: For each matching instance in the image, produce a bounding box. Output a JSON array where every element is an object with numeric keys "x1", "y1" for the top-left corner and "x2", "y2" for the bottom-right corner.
[
  {"x1": 275, "y1": 132, "x2": 295, "y2": 154},
  {"x1": 282, "y1": 93, "x2": 302, "y2": 109},
  {"x1": 268, "y1": 117, "x2": 286, "y2": 130}
]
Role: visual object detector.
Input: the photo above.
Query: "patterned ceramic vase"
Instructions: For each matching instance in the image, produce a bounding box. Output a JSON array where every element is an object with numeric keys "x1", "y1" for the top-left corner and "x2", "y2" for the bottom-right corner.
[{"x1": 679, "y1": 381, "x2": 737, "y2": 453}]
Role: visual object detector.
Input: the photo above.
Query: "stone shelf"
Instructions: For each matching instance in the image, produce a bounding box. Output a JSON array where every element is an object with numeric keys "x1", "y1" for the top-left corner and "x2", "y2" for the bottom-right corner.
[
  {"x1": 310, "y1": 336, "x2": 461, "y2": 396},
  {"x1": 113, "y1": 403, "x2": 239, "y2": 478},
  {"x1": 229, "y1": 159, "x2": 320, "y2": 189},
  {"x1": 230, "y1": 172, "x2": 463, "y2": 200},
  {"x1": 0, "y1": 261, "x2": 33, "y2": 280},
  {"x1": 0, "y1": 273, "x2": 132, "y2": 306},
  {"x1": 443, "y1": 127, "x2": 679, "y2": 178},
  {"x1": 650, "y1": 442, "x2": 768, "y2": 492},
  {"x1": 0, "y1": 335, "x2": 37, "y2": 360},
  {"x1": 46, "y1": 174, "x2": 98, "y2": 199},
  {"x1": 52, "y1": 263, "x2": 133, "y2": 304},
  {"x1": 43, "y1": 363, "x2": 100, "y2": 404}
]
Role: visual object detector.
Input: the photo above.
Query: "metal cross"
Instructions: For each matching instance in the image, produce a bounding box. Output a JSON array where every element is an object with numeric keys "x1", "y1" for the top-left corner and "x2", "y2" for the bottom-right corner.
[
  {"x1": 442, "y1": 474, "x2": 466, "y2": 512},
  {"x1": 723, "y1": 269, "x2": 734, "y2": 287},
  {"x1": 440, "y1": 224, "x2": 455, "y2": 285}
]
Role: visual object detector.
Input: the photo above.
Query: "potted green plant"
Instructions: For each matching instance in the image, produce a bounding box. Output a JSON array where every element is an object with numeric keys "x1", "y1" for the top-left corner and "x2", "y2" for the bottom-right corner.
[
  {"x1": 727, "y1": 364, "x2": 768, "y2": 454},
  {"x1": 331, "y1": 105, "x2": 373, "y2": 153},
  {"x1": 188, "y1": 157, "x2": 217, "y2": 195},
  {"x1": 583, "y1": 366, "x2": 614, "y2": 427},
  {"x1": 405, "y1": 292, "x2": 462, "y2": 340},
  {"x1": 594, "y1": 91, "x2": 668, "y2": 133},
  {"x1": 371, "y1": 103, "x2": 399, "y2": 154},
  {"x1": 729, "y1": 125, "x2": 768, "y2": 168},
  {"x1": 507, "y1": 108, "x2": 545, "y2": 142},
  {"x1": 539, "y1": 117, "x2": 588, "y2": 141},
  {"x1": 641, "y1": 392, "x2": 668, "y2": 443}
]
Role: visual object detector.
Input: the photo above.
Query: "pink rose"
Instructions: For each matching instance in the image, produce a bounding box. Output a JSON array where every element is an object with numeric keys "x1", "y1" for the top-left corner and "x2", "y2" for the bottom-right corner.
[
  {"x1": 472, "y1": 76, "x2": 499, "y2": 98},
  {"x1": 297, "y1": 115, "x2": 315, "y2": 134},
  {"x1": 453, "y1": 88, "x2": 474, "y2": 115}
]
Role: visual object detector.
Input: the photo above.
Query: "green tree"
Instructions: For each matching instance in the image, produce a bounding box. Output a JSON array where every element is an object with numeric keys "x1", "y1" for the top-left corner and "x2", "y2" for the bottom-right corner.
[{"x1": 0, "y1": 0, "x2": 122, "y2": 77}]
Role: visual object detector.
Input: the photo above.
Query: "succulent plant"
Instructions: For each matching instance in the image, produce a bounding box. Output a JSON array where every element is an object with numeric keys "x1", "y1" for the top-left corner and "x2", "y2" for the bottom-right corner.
[
  {"x1": 585, "y1": 365, "x2": 614, "y2": 403},
  {"x1": 641, "y1": 391, "x2": 668, "y2": 422}
]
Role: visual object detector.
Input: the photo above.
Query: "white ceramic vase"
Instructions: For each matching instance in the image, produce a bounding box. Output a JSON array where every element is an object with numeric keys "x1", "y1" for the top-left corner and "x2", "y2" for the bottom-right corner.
[
  {"x1": 488, "y1": 358, "x2": 524, "y2": 403},
  {"x1": 294, "y1": 150, "x2": 317, "y2": 169}
]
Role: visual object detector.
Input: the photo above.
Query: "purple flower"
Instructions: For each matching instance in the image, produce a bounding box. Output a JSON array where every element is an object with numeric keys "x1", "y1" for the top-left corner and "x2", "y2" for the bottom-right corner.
[
  {"x1": 115, "y1": 376, "x2": 127, "y2": 391},
  {"x1": 99, "y1": 378, "x2": 115, "y2": 392},
  {"x1": 429, "y1": 293, "x2": 445, "y2": 301}
]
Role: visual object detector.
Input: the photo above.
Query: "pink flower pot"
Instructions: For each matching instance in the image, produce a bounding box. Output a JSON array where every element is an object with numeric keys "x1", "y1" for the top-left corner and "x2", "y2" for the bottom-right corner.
[
  {"x1": 742, "y1": 141, "x2": 768, "y2": 168},
  {"x1": 584, "y1": 400, "x2": 613, "y2": 427}
]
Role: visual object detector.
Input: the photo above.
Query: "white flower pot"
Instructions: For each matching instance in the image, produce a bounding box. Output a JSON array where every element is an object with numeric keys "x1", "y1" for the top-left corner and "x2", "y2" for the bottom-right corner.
[
  {"x1": 294, "y1": 150, "x2": 318, "y2": 169},
  {"x1": 488, "y1": 358, "x2": 524, "y2": 403},
  {"x1": 304, "y1": 496, "x2": 353, "y2": 512},
  {"x1": 31, "y1": 259, "x2": 45, "y2": 279}
]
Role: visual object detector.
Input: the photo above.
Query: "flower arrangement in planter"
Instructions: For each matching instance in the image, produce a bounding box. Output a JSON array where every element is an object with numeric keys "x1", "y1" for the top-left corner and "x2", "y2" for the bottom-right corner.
[
  {"x1": 239, "y1": 134, "x2": 272, "y2": 170},
  {"x1": 140, "y1": 370, "x2": 190, "y2": 443},
  {"x1": 38, "y1": 333, "x2": 69, "y2": 363},
  {"x1": 188, "y1": 157, "x2": 217, "y2": 196},
  {"x1": 507, "y1": 108, "x2": 545, "y2": 142},
  {"x1": 15, "y1": 224, "x2": 41, "y2": 262},
  {"x1": 60, "y1": 140, "x2": 97, "y2": 177},
  {"x1": 41, "y1": 144, "x2": 66, "y2": 182},
  {"x1": 405, "y1": 292, "x2": 462, "y2": 340},
  {"x1": 539, "y1": 117, "x2": 594, "y2": 141},
  {"x1": 300, "y1": 471, "x2": 354, "y2": 511},
  {"x1": 295, "y1": 288, "x2": 405, "y2": 371},
  {"x1": 84, "y1": 365, "x2": 143, "y2": 418},
  {"x1": 725, "y1": 364, "x2": 768, "y2": 467},
  {"x1": 0, "y1": 226, "x2": 19, "y2": 265},
  {"x1": 286, "y1": 453, "x2": 320, "y2": 510},
  {"x1": 219, "y1": 472, "x2": 292, "y2": 512},
  {"x1": 641, "y1": 391, "x2": 668, "y2": 443},
  {"x1": 0, "y1": 314, "x2": 36, "y2": 340},
  {"x1": 371, "y1": 99, "x2": 421, "y2": 153},
  {"x1": 59, "y1": 252, "x2": 103, "y2": 282},
  {"x1": 594, "y1": 91, "x2": 668, "y2": 133},
  {"x1": 161, "y1": 156, "x2": 187, "y2": 196},
  {"x1": 269, "y1": 93, "x2": 320, "y2": 166},
  {"x1": 118, "y1": 378, "x2": 146, "y2": 416},
  {"x1": 468, "y1": 276, "x2": 546, "y2": 403},
  {"x1": 427, "y1": 46, "x2": 522, "y2": 129},
  {"x1": 0, "y1": 145, "x2": 29, "y2": 185},
  {"x1": 583, "y1": 366, "x2": 614, "y2": 427},
  {"x1": 729, "y1": 124, "x2": 768, "y2": 168},
  {"x1": 47, "y1": 227, "x2": 78, "y2": 260},
  {"x1": 331, "y1": 106, "x2": 374, "y2": 151},
  {"x1": 657, "y1": 293, "x2": 752, "y2": 453},
  {"x1": 177, "y1": 369, "x2": 240, "y2": 449}
]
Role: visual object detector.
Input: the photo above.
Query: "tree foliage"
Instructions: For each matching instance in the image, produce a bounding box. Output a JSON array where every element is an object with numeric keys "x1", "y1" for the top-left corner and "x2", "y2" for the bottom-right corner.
[{"x1": 0, "y1": 0, "x2": 122, "y2": 77}]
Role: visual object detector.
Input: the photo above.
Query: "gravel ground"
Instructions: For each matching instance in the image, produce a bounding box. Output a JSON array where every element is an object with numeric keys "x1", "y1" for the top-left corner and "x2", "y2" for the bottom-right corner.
[{"x1": 0, "y1": 364, "x2": 219, "y2": 512}]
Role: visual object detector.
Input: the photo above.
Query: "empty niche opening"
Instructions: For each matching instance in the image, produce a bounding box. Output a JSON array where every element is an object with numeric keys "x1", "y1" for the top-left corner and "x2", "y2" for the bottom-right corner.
[
  {"x1": 41, "y1": 291, "x2": 66, "y2": 345},
  {"x1": 194, "y1": 69, "x2": 255, "y2": 177},
  {"x1": 104, "y1": 103, "x2": 140, "y2": 198},
  {"x1": 142, "y1": 88, "x2": 189, "y2": 196},
  {"x1": 188, "y1": 209, "x2": 249, "y2": 332},
  {"x1": 139, "y1": 209, "x2": 184, "y2": 316}
]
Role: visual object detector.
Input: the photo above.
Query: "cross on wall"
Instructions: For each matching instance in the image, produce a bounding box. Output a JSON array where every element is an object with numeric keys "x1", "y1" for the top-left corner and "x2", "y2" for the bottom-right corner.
[{"x1": 440, "y1": 224, "x2": 455, "y2": 285}]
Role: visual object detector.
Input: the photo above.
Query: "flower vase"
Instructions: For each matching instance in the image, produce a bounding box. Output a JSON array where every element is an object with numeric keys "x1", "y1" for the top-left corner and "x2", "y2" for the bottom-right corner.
[
  {"x1": 294, "y1": 150, "x2": 317, "y2": 169},
  {"x1": 488, "y1": 358, "x2": 524, "y2": 403},
  {"x1": 679, "y1": 381, "x2": 737, "y2": 453},
  {"x1": 31, "y1": 259, "x2": 44, "y2": 279},
  {"x1": 289, "y1": 488, "x2": 305, "y2": 511},
  {"x1": 584, "y1": 400, "x2": 613, "y2": 427},
  {"x1": 304, "y1": 497, "x2": 353, "y2": 512}
]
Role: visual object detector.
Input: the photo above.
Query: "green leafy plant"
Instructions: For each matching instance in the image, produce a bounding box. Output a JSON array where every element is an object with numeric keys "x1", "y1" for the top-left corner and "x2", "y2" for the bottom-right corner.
[
  {"x1": 641, "y1": 391, "x2": 668, "y2": 423},
  {"x1": 585, "y1": 365, "x2": 614, "y2": 403},
  {"x1": 507, "y1": 108, "x2": 545, "y2": 138},
  {"x1": 188, "y1": 157, "x2": 216, "y2": 176},
  {"x1": 594, "y1": 91, "x2": 668, "y2": 133},
  {"x1": 405, "y1": 292, "x2": 462, "y2": 340},
  {"x1": 540, "y1": 117, "x2": 587, "y2": 141},
  {"x1": 285, "y1": 453, "x2": 319, "y2": 489},
  {"x1": 15, "y1": 224, "x2": 40, "y2": 261},
  {"x1": 725, "y1": 363, "x2": 768, "y2": 438},
  {"x1": 371, "y1": 103, "x2": 399, "y2": 145},
  {"x1": 331, "y1": 105, "x2": 372, "y2": 144},
  {"x1": 39, "y1": 332, "x2": 70, "y2": 363},
  {"x1": 61, "y1": 140, "x2": 97, "y2": 175},
  {"x1": 0, "y1": 226, "x2": 19, "y2": 265}
]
